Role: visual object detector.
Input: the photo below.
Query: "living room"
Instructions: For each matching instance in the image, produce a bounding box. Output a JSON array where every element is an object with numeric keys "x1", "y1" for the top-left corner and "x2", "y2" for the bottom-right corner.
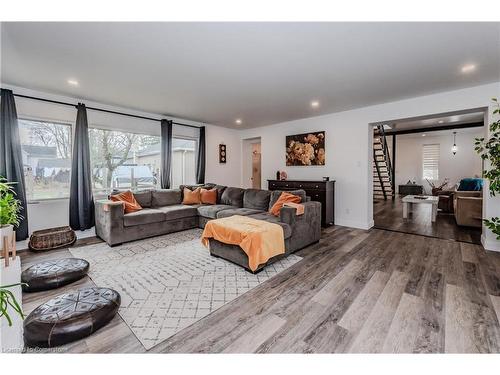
[
  {"x1": 1, "y1": 2, "x2": 500, "y2": 373},
  {"x1": 373, "y1": 110, "x2": 486, "y2": 243}
]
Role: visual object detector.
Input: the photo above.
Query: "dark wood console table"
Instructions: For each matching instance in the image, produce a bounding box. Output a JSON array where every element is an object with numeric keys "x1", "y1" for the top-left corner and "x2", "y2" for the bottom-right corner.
[{"x1": 268, "y1": 179, "x2": 335, "y2": 227}]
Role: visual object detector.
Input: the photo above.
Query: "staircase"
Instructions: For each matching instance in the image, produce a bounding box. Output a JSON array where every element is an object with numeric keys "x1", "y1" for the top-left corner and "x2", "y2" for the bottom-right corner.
[{"x1": 373, "y1": 125, "x2": 394, "y2": 200}]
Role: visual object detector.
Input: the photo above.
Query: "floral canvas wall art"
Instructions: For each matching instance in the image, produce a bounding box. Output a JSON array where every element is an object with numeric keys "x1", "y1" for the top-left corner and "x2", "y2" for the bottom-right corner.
[{"x1": 286, "y1": 131, "x2": 325, "y2": 166}]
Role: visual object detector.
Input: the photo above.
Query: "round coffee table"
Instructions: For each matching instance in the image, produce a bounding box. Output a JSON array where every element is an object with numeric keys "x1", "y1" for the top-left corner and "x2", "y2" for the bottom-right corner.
[{"x1": 24, "y1": 287, "x2": 121, "y2": 348}]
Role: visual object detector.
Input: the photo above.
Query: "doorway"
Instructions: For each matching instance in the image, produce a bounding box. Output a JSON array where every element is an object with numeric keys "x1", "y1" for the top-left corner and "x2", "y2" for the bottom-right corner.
[
  {"x1": 242, "y1": 137, "x2": 261, "y2": 189},
  {"x1": 370, "y1": 108, "x2": 487, "y2": 244}
]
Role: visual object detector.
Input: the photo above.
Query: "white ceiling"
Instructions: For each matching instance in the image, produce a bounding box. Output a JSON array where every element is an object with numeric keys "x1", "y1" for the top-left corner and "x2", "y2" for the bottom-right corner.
[{"x1": 1, "y1": 22, "x2": 499, "y2": 129}]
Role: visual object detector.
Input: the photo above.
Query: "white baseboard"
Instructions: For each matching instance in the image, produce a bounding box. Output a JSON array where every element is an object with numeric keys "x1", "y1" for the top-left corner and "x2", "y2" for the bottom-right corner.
[
  {"x1": 481, "y1": 234, "x2": 500, "y2": 252},
  {"x1": 335, "y1": 218, "x2": 374, "y2": 230}
]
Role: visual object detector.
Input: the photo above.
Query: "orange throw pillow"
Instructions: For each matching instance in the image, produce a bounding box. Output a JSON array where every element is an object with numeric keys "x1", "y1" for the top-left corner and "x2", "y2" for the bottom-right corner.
[
  {"x1": 110, "y1": 190, "x2": 142, "y2": 214},
  {"x1": 183, "y1": 187, "x2": 201, "y2": 205},
  {"x1": 200, "y1": 188, "x2": 217, "y2": 204},
  {"x1": 269, "y1": 192, "x2": 301, "y2": 216}
]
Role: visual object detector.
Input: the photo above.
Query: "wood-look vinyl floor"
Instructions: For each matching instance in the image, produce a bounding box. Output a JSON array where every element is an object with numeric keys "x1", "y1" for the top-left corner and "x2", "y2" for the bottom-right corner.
[
  {"x1": 19, "y1": 226, "x2": 500, "y2": 353},
  {"x1": 374, "y1": 195, "x2": 482, "y2": 244}
]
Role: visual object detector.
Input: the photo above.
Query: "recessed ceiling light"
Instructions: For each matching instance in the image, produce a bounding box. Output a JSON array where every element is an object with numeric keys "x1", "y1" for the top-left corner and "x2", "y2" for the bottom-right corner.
[
  {"x1": 235, "y1": 119, "x2": 242, "y2": 125},
  {"x1": 460, "y1": 64, "x2": 477, "y2": 74},
  {"x1": 67, "y1": 79, "x2": 79, "y2": 86},
  {"x1": 422, "y1": 134, "x2": 426, "y2": 137},
  {"x1": 438, "y1": 120, "x2": 444, "y2": 124},
  {"x1": 311, "y1": 100, "x2": 320, "y2": 108}
]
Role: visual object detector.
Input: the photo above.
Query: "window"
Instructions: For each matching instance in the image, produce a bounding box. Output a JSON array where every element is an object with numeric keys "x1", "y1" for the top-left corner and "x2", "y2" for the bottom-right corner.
[
  {"x1": 19, "y1": 119, "x2": 72, "y2": 201},
  {"x1": 171, "y1": 138, "x2": 197, "y2": 188},
  {"x1": 422, "y1": 144, "x2": 440, "y2": 181},
  {"x1": 88, "y1": 128, "x2": 161, "y2": 195}
]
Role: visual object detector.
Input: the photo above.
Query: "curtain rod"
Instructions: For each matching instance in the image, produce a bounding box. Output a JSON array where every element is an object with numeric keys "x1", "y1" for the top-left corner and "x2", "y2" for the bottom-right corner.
[{"x1": 10, "y1": 92, "x2": 202, "y2": 129}]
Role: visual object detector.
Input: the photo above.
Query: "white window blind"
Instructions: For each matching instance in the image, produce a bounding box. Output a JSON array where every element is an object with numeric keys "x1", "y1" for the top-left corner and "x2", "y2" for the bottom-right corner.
[{"x1": 422, "y1": 144, "x2": 440, "y2": 180}]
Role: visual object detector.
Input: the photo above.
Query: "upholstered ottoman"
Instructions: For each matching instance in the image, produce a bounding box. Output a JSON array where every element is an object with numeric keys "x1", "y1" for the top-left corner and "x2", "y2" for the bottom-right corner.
[
  {"x1": 21, "y1": 258, "x2": 90, "y2": 292},
  {"x1": 24, "y1": 287, "x2": 121, "y2": 348}
]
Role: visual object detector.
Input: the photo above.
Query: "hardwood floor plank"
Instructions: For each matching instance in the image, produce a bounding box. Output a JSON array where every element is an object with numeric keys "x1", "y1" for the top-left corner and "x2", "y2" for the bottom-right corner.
[
  {"x1": 348, "y1": 270, "x2": 410, "y2": 353},
  {"x1": 382, "y1": 293, "x2": 424, "y2": 353},
  {"x1": 222, "y1": 314, "x2": 286, "y2": 353},
  {"x1": 311, "y1": 259, "x2": 364, "y2": 306},
  {"x1": 338, "y1": 270, "x2": 390, "y2": 332},
  {"x1": 336, "y1": 232, "x2": 371, "y2": 253},
  {"x1": 444, "y1": 284, "x2": 498, "y2": 353},
  {"x1": 461, "y1": 242, "x2": 479, "y2": 264},
  {"x1": 491, "y1": 295, "x2": 500, "y2": 324}
]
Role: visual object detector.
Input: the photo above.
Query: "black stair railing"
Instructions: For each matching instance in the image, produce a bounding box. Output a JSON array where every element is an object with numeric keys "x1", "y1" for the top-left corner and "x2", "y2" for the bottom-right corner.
[{"x1": 374, "y1": 125, "x2": 394, "y2": 200}]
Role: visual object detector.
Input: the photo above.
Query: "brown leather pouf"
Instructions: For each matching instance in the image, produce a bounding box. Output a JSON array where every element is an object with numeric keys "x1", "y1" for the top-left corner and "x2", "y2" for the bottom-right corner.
[
  {"x1": 24, "y1": 287, "x2": 121, "y2": 348},
  {"x1": 21, "y1": 258, "x2": 90, "y2": 292}
]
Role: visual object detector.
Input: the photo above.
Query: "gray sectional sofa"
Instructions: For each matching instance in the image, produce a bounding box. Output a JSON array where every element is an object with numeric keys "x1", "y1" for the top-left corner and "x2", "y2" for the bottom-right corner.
[{"x1": 94, "y1": 184, "x2": 321, "y2": 271}]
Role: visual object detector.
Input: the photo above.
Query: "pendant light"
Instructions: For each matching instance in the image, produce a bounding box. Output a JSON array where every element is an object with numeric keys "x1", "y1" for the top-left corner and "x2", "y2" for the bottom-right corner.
[{"x1": 452, "y1": 131, "x2": 457, "y2": 155}]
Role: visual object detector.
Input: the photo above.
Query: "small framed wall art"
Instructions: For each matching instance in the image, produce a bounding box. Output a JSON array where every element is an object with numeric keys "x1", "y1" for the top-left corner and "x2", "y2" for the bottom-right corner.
[{"x1": 219, "y1": 144, "x2": 227, "y2": 163}]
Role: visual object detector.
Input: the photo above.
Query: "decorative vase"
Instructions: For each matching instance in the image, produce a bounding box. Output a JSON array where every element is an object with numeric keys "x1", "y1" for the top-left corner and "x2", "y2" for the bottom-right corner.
[{"x1": 276, "y1": 171, "x2": 280, "y2": 180}]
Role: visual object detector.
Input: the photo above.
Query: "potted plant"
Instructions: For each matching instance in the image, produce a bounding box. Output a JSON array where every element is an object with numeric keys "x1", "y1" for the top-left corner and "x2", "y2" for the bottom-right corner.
[
  {"x1": 475, "y1": 98, "x2": 500, "y2": 239},
  {"x1": 0, "y1": 177, "x2": 22, "y2": 249},
  {"x1": 0, "y1": 177, "x2": 25, "y2": 352}
]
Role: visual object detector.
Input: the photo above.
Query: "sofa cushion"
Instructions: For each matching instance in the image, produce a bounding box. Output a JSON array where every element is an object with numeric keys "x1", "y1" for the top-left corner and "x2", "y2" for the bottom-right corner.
[
  {"x1": 216, "y1": 208, "x2": 262, "y2": 219},
  {"x1": 247, "y1": 212, "x2": 292, "y2": 239},
  {"x1": 220, "y1": 187, "x2": 245, "y2": 207},
  {"x1": 269, "y1": 189, "x2": 306, "y2": 210},
  {"x1": 157, "y1": 204, "x2": 198, "y2": 220},
  {"x1": 123, "y1": 208, "x2": 165, "y2": 227},
  {"x1": 211, "y1": 184, "x2": 227, "y2": 203},
  {"x1": 133, "y1": 190, "x2": 152, "y2": 208},
  {"x1": 152, "y1": 189, "x2": 182, "y2": 207},
  {"x1": 243, "y1": 189, "x2": 272, "y2": 211},
  {"x1": 197, "y1": 204, "x2": 234, "y2": 219}
]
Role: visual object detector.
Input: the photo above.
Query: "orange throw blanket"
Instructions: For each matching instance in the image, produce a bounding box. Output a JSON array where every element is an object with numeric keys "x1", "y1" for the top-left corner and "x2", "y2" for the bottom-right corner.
[{"x1": 201, "y1": 215, "x2": 285, "y2": 271}]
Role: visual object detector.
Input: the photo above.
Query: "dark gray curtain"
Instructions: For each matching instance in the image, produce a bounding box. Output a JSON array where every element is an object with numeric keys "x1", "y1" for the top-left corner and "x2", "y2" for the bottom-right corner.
[
  {"x1": 160, "y1": 119, "x2": 173, "y2": 188},
  {"x1": 69, "y1": 103, "x2": 94, "y2": 230},
  {"x1": 196, "y1": 126, "x2": 206, "y2": 184},
  {"x1": 0, "y1": 89, "x2": 29, "y2": 240}
]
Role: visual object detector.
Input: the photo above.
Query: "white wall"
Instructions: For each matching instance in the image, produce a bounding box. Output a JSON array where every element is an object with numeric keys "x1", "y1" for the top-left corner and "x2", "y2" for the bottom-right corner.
[
  {"x1": 394, "y1": 130, "x2": 483, "y2": 194},
  {"x1": 239, "y1": 82, "x2": 500, "y2": 252},
  {"x1": 2, "y1": 84, "x2": 242, "y2": 233}
]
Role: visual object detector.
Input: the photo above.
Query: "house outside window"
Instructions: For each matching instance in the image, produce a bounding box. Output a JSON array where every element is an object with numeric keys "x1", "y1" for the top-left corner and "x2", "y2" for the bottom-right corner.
[
  {"x1": 88, "y1": 128, "x2": 161, "y2": 196},
  {"x1": 19, "y1": 119, "x2": 72, "y2": 201}
]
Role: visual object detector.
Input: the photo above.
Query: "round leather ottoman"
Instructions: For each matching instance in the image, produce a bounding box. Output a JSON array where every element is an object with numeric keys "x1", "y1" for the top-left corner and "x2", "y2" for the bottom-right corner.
[
  {"x1": 21, "y1": 258, "x2": 90, "y2": 292},
  {"x1": 24, "y1": 287, "x2": 121, "y2": 348}
]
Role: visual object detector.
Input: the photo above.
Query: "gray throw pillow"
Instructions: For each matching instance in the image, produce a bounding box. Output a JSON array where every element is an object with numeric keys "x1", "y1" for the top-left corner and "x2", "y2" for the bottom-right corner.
[{"x1": 220, "y1": 187, "x2": 245, "y2": 207}]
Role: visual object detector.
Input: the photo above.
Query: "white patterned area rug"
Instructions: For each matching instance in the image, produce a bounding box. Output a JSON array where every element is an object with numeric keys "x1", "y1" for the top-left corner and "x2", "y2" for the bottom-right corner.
[{"x1": 69, "y1": 229, "x2": 301, "y2": 350}]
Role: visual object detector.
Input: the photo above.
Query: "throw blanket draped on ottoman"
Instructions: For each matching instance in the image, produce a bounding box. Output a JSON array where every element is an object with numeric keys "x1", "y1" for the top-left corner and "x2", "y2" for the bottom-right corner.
[{"x1": 201, "y1": 215, "x2": 285, "y2": 271}]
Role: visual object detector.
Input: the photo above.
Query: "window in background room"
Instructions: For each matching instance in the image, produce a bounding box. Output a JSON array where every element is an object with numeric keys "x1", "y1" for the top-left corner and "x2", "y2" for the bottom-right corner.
[
  {"x1": 88, "y1": 128, "x2": 161, "y2": 196},
  {"x1": 19, "y1": 119, "x2": 72, "y2": 201},
  {"x1": 422, "y1": 144, "x2": 440, "y2": 181},
  {"x1": 171, "y1": 138, "x2": 197, "y2": 188}
]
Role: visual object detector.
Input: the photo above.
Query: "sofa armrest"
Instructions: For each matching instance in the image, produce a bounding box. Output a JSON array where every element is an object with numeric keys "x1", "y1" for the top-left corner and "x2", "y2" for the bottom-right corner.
[
  {"x1": 455, "y1": 196, "x2": 483, "y2": 227},
  {"x1": 94, "y1": 200, "x2": 125, "y2": 245},
  {"x1": 279, "y1": 206, "x2": 297, "y2": 226},
  {"x1": 279, "y1": 201, "x2": 321, "y2": 226}
]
